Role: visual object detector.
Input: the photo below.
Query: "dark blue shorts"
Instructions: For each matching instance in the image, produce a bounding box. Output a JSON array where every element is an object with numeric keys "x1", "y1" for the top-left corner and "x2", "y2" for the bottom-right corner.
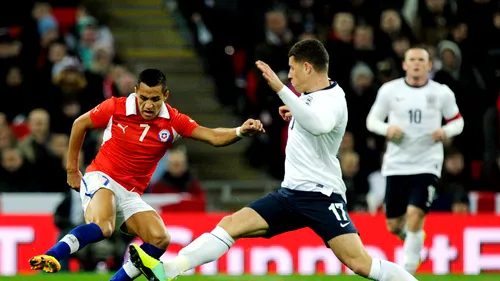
[
  {"x1": 384, "y1": 173, "x2": 438, "y2": 218},
  {"x1": 247, "y1": 188, "x2": 358, "y2": 245}
]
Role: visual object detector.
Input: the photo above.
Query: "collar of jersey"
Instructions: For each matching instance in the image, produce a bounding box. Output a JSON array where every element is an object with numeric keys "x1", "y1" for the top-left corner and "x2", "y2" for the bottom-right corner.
[
  {"x1": 403, "y1": 78, "x2": 429, "y2": 88},
  {"x1": 126, "y1": 93, "x2": 170, "y2": 119},
  {"x1": 303, "y1": 80, "x2": 337, "y2": 95}
]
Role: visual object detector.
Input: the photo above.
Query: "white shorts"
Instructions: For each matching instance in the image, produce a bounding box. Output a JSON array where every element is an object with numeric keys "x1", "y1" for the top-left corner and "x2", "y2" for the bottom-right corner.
[{"x1": 80, "y1": 171, "x2": 155, "y2": 230}]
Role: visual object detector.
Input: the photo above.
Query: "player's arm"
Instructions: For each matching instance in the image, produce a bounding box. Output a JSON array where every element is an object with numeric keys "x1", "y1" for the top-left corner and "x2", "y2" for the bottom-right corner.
[
  {"x1": 440, "y1": 85, "x2": 464, "y2": 138},
  {"x1": 66, "y1": 112, "x2": 95, "y2": 173},
  {"x1": 66, "y1": 98, "x2": 115, "y2": 173},
  {"x1": 277, "y1": 86, "x2": 339, "y2": 136},
  {"x1": 173, "y1": 110, "x2": 264, "y2": 147},
  {"x1": 366, "y1": 85, "x2": 391, "y2": 136},
  {"x1": 190, "y1": 119, "x2": 264, "y2": 147},
  {"x1": 190, "y1": 126, "x2": 242, "y2": 147}
]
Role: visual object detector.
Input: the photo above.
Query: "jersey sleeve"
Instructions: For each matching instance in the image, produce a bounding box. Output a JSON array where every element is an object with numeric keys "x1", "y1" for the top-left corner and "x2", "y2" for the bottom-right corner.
[
  {"x1": 89, "y1": 98, "x2": 115, "y2": 128},
  {"x1": 370, "y1": 84, "x2": 391, "y2": 119},
  {"x1": 277, "y1": 86, "x2": 340, "y2": 135},
  {"x1": 440, "y1": 85, "x2": 460, "y2": 120},
  {"x1": 366, "y1": 84, "x2": 391, "y2": 136},
  {"x1": 171, "y1": 109, "x2": 199, "y2": 139}
]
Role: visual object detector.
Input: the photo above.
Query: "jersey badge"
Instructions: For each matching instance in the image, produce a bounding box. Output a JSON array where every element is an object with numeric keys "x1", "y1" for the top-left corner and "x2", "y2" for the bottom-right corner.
[
  {"x1": 158, "y1": 129, "x2": 171, "y2": 142},
  {"x1": 426, "y1": 94, "x2": 436, "y2": 107},
  {"x1": 306, "y1": 96, "x2": 313, "y2": 106}
]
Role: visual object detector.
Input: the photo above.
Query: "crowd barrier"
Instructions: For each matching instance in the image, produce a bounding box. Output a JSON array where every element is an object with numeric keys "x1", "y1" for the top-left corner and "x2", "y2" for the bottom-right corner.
[{"x1": 0, "y1": 213, "x2": 499, "y2": 275}]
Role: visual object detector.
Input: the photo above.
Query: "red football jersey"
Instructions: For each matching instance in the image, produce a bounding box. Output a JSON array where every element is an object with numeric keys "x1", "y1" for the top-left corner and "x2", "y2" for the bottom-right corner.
[{"x1": 86, "y1": 94, "x2": 199, "y2": 194}]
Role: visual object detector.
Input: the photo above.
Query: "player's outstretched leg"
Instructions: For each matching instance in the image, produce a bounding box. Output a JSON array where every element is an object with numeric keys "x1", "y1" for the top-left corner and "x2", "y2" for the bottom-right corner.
[
  {"x1": 29, "y1": 189, "x2": 115, "y2": 273},
  {"x1": 129, "y1": 207, "x2": 270, "y2": 281},
  {"x1": 130, "y1": 225, "x2": 236, "y2": 281},
  {"x1": 330, "y1": 233, "x2": 419, "y2": 281}
]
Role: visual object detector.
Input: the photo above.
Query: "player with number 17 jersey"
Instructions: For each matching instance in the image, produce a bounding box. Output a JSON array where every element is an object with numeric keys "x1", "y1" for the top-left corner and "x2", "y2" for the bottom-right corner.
[{"x1": 86, "y1": 93, "x2": 198, "y2": 194}]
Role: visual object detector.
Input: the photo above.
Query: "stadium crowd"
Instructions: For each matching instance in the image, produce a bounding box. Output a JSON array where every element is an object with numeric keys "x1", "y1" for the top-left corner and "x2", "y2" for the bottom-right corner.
[
  {"x1": 0, "y1": 0, "x2": 136, "y2": 192},
  {"x1": 1, "y1": 0, "x2": 500, "y2": 215},
  {"x1": 177, "y1": 0, "x2": 500, "y2": 212}
]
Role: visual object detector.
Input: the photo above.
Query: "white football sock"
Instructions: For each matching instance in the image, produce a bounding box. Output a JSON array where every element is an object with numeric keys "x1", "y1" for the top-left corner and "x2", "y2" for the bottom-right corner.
[
  {"x1": 60, "y1": 234, "x2": 80, "y2": 254},
  {"x1": 403, "y1": 230, "x2": 424, "y2": 274},
  {"x1": 163, "y1": 226, "x2": 234, "y2": 278},
  {"x1": 369, "y1": 258, "x2": 419, "y2": 281},
  {"x1": 122, "y1": 260, "x2": 141, "y2": 279}
]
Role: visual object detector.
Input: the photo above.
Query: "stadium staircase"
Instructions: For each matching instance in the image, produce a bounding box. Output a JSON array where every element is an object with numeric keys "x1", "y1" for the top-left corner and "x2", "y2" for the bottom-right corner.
[{"x1": 108, "y1": 0, "x2": 277, "y2": 210}]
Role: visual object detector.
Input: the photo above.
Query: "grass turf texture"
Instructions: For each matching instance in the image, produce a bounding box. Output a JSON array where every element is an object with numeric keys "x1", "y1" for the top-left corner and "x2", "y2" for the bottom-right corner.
[{"x1": 2, "y1": 274, "x2": 498, "y2": 281}]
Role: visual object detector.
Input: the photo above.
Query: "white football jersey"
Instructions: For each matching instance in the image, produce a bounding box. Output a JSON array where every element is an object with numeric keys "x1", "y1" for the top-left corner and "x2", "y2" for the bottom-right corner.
[
  {"x1": 369, "y1": 78, "x2": 460, "y2": 177},
  {"x1": 278, "y1": 82, "x2": 348, "y2": 200}
]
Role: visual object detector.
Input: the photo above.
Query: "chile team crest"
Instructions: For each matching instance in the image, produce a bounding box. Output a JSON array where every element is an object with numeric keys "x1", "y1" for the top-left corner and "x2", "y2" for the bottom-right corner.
[{"x1": 158, "y1": 129, "x2": 171, "y2": 142}]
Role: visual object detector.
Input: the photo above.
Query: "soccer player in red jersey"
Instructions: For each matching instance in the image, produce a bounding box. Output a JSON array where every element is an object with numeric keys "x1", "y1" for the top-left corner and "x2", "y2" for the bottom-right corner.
[{"x1": 29, "y1": 69, "x2": 265, "y2": 280}]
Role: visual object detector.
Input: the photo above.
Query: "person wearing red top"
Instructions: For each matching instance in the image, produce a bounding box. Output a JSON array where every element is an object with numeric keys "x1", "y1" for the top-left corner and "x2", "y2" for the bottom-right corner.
[
  {"x1": 151, "y1": 147, "x2": 206, "y2": 212},
  {"x1": 29, "y1": 69, "x2": 265, "y2": 280}
]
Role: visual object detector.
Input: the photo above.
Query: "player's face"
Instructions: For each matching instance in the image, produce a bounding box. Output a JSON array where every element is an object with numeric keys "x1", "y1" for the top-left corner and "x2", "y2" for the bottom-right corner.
[
  {"x1": 288, "y1": 56, "x2": 306, "y2": 93},
  {"x1": 135, "y1": 82, "x2": 168, "y2": 120},
  {"x1": 403, "y1": 49, "x2": 432, "y2": 79}
]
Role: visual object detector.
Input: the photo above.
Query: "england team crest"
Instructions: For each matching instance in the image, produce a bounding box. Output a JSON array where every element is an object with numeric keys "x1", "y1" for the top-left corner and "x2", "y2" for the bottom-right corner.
[
  {"x1": 158, "y1": 129, "x2": 171, "y2": 142},
  {"x1": 426, "y1": 94, "x2": 436, "y2": 107}
]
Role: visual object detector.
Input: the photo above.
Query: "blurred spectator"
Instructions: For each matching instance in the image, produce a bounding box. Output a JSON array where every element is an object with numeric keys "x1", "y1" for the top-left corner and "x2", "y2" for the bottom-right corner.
[
  {"x1": 0, "y1": 126, "x2": 16, "y2": 152},
  {"x1": 0, "y1": 147, "x2": 37, "y2": 192},
  {"x1": 1, "y1": 65, "x2": 31, "y2": 122},
  {"x1": 413, "y1": 0, "x2": 455, "y2": 46},
  {"x1": 17, "y1": 109, "x2": 51, "y2": 162},
  {"x1": 32, "y1": 2, "x2": 59, "y2": 51},
  {"x1": 339, "y1": 131, "x2": 355, "y2": 156},
  {"x1": 432, "y1": 148, "x2": 469, "y2": 211},
  {"x1": 377, "y1": 9, "x2": 416, "y2": 54},
  {"x1": 434, "y1": 39, "x2": 488, "y2": 161},
  {"x1": 325, "y1": 12, "x2": 355, "y2": 87},
  {"x1": 151, "y1": 147, "x2": 206, "y2": 212},
  {"x1": 340, "y1": 150, "x2": 367, "y2": 211},
  {"x1": 352, "y1": 25, "x2": 381, "y2": 71},
  {"x1": 17, "y1": 109, "x2": 67, "y2": 192}
]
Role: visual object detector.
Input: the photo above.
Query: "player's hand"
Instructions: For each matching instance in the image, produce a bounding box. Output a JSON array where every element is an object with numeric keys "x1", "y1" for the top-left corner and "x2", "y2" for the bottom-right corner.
[
  {"x1": 386, "y1": 125, "x2": 403, "y2": 141},
  {"x1": 431, "y1": 128, "x2": 447, "y2": 142},
  {"x1": 67, "y1": 170, "x2": 83, "y2": 192},
  {"x1": 240, "y1": 118, "x2": 266, "y2": 136},
  {"x1": 279, "y1": 105, "x2": 292, "y2": 121},
  {"x1": 255, "y1": 60, "x2": 285, "y2": 93}
]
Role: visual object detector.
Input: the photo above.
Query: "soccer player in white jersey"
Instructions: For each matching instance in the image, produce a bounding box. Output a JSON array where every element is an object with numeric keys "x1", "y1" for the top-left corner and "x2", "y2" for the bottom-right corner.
[
  {"x1": 366, "y1": 46, "x2": 464, "y2": 274},
  {"x1": 127, "y1": 39, "x2": 420, "y2": 281}
]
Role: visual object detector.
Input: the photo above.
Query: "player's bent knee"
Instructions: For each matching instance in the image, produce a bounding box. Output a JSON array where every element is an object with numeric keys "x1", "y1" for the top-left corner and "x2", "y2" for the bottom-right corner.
[
  {"x1": 217, "y1": 215, "x2": 237, "y2": 236},
  {"x1": 145, "y1": 228, "x2": 171, "y2": 249},
  {"x1": 94, "y1": 220, "x2": 115, "y2": 238},
  {"x1": 406, "y1": 206, "x2": 425, "y2": 231},
  {"x1": 406, "y1": 205, "x2": 425, "y2": 219}
]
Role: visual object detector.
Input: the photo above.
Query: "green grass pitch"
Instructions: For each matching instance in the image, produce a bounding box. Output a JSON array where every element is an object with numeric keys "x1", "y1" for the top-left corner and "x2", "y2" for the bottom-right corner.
[{"x1": 1, "y1": 273, "x2": 498, "y2": 281}]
